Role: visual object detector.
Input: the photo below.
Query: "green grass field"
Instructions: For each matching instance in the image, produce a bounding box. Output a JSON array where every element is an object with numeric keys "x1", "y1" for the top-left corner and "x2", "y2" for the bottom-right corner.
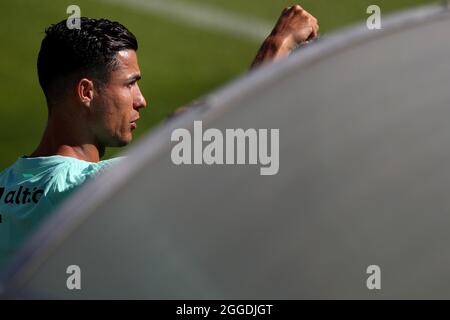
[{"x1": 0, "y1": 0, "x2": 436, "y2": 169}]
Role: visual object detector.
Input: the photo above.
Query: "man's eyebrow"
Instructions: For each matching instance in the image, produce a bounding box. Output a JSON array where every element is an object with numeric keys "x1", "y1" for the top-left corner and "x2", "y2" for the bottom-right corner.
[{"x1": 127, "y1": 74, "x2": 141, "y2": 82}]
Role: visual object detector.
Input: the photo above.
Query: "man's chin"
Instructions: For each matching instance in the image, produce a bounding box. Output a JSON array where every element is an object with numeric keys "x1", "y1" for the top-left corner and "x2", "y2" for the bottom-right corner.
[
  {"x1": 114, "y1": 139, "x2": 131, "y2": 148},
  {"x1": 107, "y1": 136, "x2": 132, "y2": 148},
  {"x1": 115, "y1": 141, "x2": 130, "y2": 148}
]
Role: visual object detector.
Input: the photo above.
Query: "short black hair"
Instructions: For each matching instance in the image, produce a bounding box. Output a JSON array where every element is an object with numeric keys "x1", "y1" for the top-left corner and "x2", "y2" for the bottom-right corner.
[{"x1": 37, "y1": 17, "x2": 138, "y2": 105}]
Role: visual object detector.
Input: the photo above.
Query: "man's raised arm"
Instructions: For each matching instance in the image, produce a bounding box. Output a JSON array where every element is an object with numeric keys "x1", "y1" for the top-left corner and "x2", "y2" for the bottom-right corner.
[{"x1": 251, "y1": 4, "x2": 319, "y2": 69}]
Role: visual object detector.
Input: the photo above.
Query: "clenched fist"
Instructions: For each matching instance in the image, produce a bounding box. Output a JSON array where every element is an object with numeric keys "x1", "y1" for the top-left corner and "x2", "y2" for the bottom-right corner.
[{"x1": 251, "y1": 4, "x2": 319, "y2": 68}]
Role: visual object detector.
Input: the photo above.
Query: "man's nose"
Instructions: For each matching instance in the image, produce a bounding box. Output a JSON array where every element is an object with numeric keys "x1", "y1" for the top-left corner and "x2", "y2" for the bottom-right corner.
[{"x1": 134, "y1": 86, "x2": 147, "y2": 110}]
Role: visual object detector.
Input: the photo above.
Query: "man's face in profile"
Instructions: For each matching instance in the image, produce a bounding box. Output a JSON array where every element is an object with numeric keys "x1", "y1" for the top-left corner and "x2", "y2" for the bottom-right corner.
[{"x1": 90, "y1": 49, "x2": 147, "y2": 147}]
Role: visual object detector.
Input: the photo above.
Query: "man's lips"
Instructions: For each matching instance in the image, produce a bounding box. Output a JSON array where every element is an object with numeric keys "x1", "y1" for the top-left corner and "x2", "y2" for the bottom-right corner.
[{"x1": 131, "y1": 118, "x2": 139, "y2": 130}]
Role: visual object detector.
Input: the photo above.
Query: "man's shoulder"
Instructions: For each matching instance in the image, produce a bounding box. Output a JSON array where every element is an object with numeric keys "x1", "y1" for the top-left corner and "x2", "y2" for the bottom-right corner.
[
  {"x1": 0, "y1": 155, "x2": 124, "y2": 191},
  {"x1": 65, "y1": 156, "x2": 124, "y2": 184}
]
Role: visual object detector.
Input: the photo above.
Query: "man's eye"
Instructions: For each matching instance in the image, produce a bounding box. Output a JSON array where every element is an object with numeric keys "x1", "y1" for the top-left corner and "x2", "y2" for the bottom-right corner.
[{"x1": 127, "y1": 82, "x2": 135, "y2": 88}]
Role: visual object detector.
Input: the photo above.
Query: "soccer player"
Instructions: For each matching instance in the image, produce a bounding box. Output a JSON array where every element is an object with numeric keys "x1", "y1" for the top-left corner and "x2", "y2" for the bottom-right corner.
[{"x1": 0, "y1": 5, "x2": 318, "y2": 267}]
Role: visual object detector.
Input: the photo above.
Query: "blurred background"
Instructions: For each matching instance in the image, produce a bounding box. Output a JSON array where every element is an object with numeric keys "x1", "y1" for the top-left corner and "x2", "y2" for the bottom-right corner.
[{"x1": 0, "y1": 0, "x2": 435, "y2": 169}]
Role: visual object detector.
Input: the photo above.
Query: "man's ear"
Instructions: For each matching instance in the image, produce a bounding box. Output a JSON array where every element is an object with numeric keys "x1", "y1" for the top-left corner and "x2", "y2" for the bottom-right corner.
[{"x1": 77, "y1": 78, "x2": 95, "y2": 107}]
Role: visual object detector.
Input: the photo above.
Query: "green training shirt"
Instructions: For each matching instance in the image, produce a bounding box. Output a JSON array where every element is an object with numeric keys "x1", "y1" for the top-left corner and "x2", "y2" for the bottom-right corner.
[{"x1": 0, "y1": 155, "x2": 123, "y2": 268}]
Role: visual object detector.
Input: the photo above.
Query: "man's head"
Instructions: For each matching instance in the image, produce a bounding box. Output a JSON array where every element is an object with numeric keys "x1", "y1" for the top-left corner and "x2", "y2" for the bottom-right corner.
[{"x1": 37, "y1": 17, "x2": 147, "y2": 148}]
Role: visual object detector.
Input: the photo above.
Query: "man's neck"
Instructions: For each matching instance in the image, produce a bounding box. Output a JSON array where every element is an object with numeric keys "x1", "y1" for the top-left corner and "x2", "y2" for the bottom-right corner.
[
  {"x1": 31, "y1": 143, "x2": 104, "y2": 163},
  {"x1": 30, "y1": 116, "x2": 105, "y2": 162}
]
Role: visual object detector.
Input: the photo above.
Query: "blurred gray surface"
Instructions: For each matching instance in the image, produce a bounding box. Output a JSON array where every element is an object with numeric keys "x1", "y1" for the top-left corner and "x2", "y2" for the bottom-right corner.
[{"x1": 2, "y1": 5, "x2": 450, "y2": 299}]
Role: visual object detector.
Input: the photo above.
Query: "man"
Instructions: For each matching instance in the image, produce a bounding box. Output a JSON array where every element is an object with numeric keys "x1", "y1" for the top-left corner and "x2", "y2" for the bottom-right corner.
[{"x1": 0, "y1": 5, "x2": 318, "y2": 267}]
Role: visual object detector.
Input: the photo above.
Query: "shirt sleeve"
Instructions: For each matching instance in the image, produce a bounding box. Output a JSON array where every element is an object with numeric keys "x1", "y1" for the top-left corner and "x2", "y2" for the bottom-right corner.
[{"x1": 47, "y1": 156, "x2": 125, "y2": 208}]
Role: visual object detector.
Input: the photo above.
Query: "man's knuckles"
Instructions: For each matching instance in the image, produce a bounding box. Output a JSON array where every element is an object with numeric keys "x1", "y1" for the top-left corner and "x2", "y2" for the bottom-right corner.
[
  {"x1": 292, "y1": 4, "x2": 303, "y2": 12},
  {"x1": 283, "y1": 4, "x2": 304, "y2": 16}
]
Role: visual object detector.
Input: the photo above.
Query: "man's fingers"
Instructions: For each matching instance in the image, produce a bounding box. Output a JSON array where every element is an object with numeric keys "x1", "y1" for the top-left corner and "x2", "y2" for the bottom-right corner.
[
  {"x1": 307, "y1": 29, "x2": 317, "y2": 41},
  {"x1": 303, "y1": 12, "x2": 319, "y2": 38},
  {"x1": 275, "y1": 4, "x2": 320, "y2": 46},
  {"x1": 309, "y1": 15, "x2": 319, "y2": 30},
  {"x1": 309, "y1": 23, "x2": 319, "y2": 39}
]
